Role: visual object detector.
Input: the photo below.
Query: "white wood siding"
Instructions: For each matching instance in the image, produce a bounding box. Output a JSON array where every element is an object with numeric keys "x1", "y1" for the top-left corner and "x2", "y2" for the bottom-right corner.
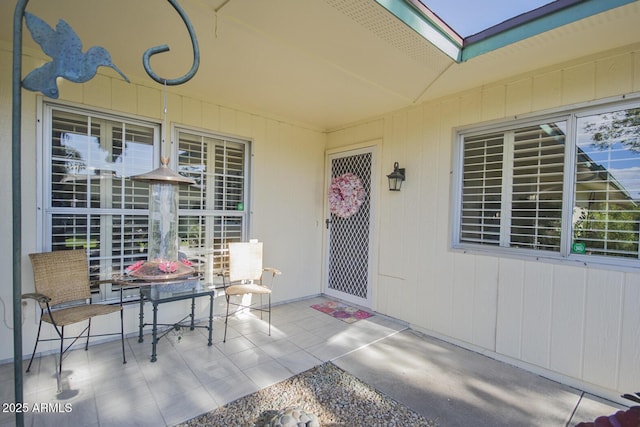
[{"x1": 328, "y1": 43, "x2": 640, "y2": 400}]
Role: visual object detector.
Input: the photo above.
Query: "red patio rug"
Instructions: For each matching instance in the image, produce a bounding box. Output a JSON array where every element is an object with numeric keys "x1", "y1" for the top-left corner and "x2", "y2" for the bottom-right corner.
[{"x1": 311, "y1": 300, "x2": 373, "y2": 323}]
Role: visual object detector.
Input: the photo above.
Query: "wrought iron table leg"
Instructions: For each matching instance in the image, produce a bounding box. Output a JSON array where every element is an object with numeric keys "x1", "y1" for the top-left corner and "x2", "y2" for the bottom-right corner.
[
  {"x1": 138, "y1": 292, "x2": 144, "y2": 343},
  {"x1": 190, "y1": 296, "x2": 196, "y2": 330},
  {"x1": 151, "y1": 302, "x2": 158, "y2": 362},
  {"x1": 207, "y1": 293, "x2": 213, "y2": 346}
]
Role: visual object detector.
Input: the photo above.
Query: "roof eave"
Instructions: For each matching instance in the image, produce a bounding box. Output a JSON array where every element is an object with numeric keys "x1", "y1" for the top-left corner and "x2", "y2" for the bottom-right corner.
[
  {"x1": 461, "y1": 0, "x2": 637, "y2": 62},
  {"x1": 374, "y1": 0, "x2": 462, "y2": 61}
]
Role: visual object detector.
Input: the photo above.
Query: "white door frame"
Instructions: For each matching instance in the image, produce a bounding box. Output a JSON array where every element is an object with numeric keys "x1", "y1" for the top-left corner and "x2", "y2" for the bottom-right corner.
[{"x1": 323, "y1": 141, "x2": 379, "y2": 308}]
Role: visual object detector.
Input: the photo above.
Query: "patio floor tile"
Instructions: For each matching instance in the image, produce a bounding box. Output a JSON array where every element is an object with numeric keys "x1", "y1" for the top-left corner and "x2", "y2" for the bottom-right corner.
[{"x1": 5, "y1": 295, "x2": 628, "y2": 426}]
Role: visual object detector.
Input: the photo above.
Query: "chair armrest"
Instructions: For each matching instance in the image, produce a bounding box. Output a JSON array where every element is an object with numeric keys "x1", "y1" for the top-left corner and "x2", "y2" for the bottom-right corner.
[
  {"x1": 91, "y1": 279, "x2": 117, "y2": 291},
  {"x1": 22, "y1": 292, "x2": 51, "y2": 304},
  {"x1": 91, "y1": 279, "x2": 115, "y2": 285},
  {"x1": 261, "y1": 267, "x2": 281, "y2": 289}
]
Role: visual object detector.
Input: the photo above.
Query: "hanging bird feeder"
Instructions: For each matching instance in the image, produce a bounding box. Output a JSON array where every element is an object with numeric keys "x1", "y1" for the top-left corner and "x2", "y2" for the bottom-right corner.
[{"x1": 129, "y1": 157, "x2": 196, "y2": 280}]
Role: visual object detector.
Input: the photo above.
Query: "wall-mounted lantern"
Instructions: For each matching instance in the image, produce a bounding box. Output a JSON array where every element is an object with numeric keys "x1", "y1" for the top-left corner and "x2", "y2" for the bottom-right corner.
[{"x1": 386, "y1": 162, "x2": 405, "y2": 191}]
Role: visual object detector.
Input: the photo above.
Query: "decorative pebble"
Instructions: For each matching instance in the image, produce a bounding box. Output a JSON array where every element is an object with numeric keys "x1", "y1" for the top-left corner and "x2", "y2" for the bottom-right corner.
[
  {"x1": 266, "y1": 406, "x2": 318, "y2": 426},
  {"x1": 178, "y1": 363, "x2": 437, "y2": 427}
]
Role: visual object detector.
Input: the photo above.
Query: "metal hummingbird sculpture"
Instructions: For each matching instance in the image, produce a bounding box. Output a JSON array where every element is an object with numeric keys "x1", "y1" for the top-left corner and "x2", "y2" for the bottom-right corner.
[{"x1": 22, "y1": 12, "x2": 129, "y2": 99}]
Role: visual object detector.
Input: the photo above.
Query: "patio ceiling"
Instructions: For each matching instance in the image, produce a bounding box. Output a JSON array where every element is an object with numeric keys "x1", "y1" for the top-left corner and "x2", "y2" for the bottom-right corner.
[{"x1": 2, "y1": 0, "x2": 639, "y2": 130}]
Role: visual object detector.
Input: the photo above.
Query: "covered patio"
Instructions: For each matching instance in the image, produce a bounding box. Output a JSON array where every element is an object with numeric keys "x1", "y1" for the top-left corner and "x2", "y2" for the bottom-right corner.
[{"x1": 0, "y1": 296, "x2": 627, "y2": 426}]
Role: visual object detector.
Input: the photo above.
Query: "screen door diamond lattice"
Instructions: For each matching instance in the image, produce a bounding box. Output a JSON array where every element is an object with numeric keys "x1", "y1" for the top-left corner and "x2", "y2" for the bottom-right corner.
[{"x1": 327, "y1": 151, "x2": 372, "y2": 303}]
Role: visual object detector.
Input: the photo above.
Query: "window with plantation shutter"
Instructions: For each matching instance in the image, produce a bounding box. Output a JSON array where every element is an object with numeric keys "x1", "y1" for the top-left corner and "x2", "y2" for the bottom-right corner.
[
  {"x1": 41, "y1": 106, "x2": 251, "y2": 301},
  {"x1": 574, "y1": 108, "x2": 640, "y2": 259},
  {"x1": 176, "y1": 128, "x2": 249, "y2": 284},
  {"x1": 510, "y1": 123, "x2": 565, "y2": 251},
  {"x1": 454, "y1": 100, "x2": 640, "y2": 268},
  {"x1": 44, "y1": 105, "x2": 158, "y2": 301},
  {"x1": 460, "y1": 133, "x2": 503, "y2": 245}
]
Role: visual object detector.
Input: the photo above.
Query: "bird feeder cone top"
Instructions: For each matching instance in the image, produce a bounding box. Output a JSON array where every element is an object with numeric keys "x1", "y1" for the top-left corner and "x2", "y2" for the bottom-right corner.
[{"x1": 131, "y1": 157, "x2": 195, "y2": 185}]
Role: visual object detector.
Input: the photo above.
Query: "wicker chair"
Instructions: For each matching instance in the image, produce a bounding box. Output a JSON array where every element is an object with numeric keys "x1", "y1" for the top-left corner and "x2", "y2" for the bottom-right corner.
[
  {"x1": 221, "y1": 241, "x2": 281, "y2": 342},
  {"x1": 23, "y1": 250, "x2": 126, "y2": 377}
]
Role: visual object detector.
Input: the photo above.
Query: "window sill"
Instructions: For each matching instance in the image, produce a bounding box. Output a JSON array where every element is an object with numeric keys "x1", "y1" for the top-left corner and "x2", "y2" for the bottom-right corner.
[{"x1": 451, "y1": 244, "x2": 640, "y2": 274}]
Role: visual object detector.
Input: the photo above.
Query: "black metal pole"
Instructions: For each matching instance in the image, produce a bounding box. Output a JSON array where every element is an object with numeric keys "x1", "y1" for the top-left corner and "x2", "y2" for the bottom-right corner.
[{"x1": 12, "y1": 1, "x2": 28, "y2": 426}]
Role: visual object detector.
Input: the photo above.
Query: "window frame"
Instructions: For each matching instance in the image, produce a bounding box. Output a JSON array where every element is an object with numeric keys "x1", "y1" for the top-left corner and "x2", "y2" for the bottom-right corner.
[
  {"x1": 171, "y1": 124, "x2": 252, "y2": 285},
  {"x1": 38, "y1": 101, "x2": 161, "y2": 302},
  {"x1": 452, "y1": 95, "x2": 640, "y2": 270},
  {"x1": 37, "y1": 101, "x2": 253, "y2": 302}
]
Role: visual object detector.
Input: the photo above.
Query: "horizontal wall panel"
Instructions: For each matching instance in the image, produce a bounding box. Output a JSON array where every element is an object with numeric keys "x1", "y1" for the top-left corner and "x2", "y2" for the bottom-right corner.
[
  {"x1": 496, "y1": 258, "x2": 525, "y2": 359},
  {"x1": 427, "y1": 253, "x2": 455, "y2": 337},
  {"x1": 472, "y1": 257, "x2": 499, "y2": 350},
  {"x1": 618, "y1": 274, "x2": 640, "y2": 393},
  {"x1": 521, "y1": 262, "x2": 553, "y2": 368},
  {"x1": 582, "y1": 270, "x2": 623, "y2": 390},
  {"x1": 452, "y1": 253, "x2": 476, "y2": 343},
  {"x1": 549, "y1": 266, "x2": 586, "y2": 379}
]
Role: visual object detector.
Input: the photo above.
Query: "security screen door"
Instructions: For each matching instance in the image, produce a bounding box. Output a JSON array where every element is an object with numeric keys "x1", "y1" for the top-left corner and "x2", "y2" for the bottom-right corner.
[{"x1": 325, "y1": 147, "x2": 375, "y2": 307}]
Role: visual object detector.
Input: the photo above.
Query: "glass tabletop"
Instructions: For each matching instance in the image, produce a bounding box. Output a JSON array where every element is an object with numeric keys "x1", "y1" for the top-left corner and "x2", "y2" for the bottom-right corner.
[{"x1": 114, "y1": 275, "x2": 214, "y2": 301}]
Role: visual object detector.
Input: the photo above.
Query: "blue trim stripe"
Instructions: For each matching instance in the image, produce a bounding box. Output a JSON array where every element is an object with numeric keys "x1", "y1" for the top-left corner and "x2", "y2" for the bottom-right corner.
[
  {"x1": 461, "y1": 0, "x2": 637, "y2": 61},
  {"x1": 375, "y1": 0, "x2": 636, "y2": 64}
]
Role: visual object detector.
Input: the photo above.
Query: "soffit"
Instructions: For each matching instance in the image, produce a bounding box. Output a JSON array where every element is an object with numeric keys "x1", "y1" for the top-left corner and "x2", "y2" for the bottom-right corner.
[{"x1": 1, "y1": 0, "x2": 639, "y2": 130}]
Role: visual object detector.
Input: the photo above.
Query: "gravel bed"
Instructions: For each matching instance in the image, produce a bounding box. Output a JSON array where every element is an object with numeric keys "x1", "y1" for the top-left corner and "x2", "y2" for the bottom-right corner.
[{"x1": 178, "y1": 362, "x2": 437, "y2": 427}]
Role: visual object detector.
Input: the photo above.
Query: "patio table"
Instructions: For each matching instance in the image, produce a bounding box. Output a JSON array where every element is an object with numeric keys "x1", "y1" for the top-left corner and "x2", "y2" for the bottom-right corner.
[{"x1": 115, "y1": 276, "x2": 214, "y2": 362}]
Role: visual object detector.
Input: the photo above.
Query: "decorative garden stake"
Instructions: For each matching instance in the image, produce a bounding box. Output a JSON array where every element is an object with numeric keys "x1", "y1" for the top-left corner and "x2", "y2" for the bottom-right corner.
[{"x1": 12, "y1": 2, "x2": 201, "y2": 426}]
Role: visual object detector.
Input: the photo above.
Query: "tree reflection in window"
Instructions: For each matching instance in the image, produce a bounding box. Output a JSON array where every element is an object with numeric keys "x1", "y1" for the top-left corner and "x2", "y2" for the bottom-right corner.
[{"x1": 576, "y1": 108, "x2": 640, "y2": 258}]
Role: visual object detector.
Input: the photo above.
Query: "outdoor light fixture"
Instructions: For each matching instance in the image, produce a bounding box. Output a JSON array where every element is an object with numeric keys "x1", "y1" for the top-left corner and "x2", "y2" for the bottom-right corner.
[{"x1": 386, "y1": 162, "x2": 405, "y2": 191}]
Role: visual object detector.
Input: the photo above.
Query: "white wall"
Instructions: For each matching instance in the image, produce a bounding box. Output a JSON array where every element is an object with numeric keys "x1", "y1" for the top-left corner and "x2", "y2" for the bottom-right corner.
[
  {"x1": 327, "y1": 43, "x2": 640, "y2": 402},
  {"x1": 0, "y1": 43, "x2": 327, "y2": 362}
]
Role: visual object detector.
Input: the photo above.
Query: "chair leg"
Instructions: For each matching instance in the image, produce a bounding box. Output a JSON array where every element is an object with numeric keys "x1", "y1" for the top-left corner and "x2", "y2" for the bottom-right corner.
[
  {"x1": 26, "y1": 317, "x2": 44, "y2": 373},
  {"x1": 85, "y1": 318, "x2": 92, "y2": 351},
  {"x1": 268, "y1": 294, "x2": 271, "y2": 337},
  {"x1": 223, "y1": 295, "x2": 231, "y2": 343},
  {"x1": 58, "y1": 326, "x2": 65, "y2": 376}
]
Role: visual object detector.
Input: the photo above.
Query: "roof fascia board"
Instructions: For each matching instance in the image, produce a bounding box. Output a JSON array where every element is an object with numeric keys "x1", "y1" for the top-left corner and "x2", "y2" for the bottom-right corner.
[
  {"x1": 404, "y1": 0, "x2": 463, "y2": 45},
  {"x1": 374, "y1": 0, "x2": 461, "y2": 61},
  {"x1": 461, "y1": 0, "x2": 637, "y2": 61},
  {"x1": 464, "y1": 0, "x2": 583, "y2": 44}
]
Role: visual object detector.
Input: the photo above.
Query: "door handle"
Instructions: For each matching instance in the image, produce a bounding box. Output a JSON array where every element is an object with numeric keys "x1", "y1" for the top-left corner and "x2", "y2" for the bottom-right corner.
[{"x1": 325, "y1": 219, "x2": 331, "y2": 229}]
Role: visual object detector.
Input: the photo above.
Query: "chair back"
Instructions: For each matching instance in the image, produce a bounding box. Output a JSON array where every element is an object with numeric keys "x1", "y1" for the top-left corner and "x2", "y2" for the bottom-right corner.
[
  {"x1": 228, "y1": 241, "x2": 263, "y2": 283},
  {"x1": 29, "y1": 250, "x2": 91, "y2": 307}
]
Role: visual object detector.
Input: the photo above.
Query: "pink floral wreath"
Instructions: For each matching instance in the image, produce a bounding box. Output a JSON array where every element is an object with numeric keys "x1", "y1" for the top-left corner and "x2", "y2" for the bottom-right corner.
[{"x1": 329, "y1": 173, "x2": 365, "y2": 218}]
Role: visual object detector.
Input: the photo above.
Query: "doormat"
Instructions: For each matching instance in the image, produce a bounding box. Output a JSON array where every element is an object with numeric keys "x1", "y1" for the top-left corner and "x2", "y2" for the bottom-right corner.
[{"x1": 311, "y1": 300, "x2": 373, "y2": 323}]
